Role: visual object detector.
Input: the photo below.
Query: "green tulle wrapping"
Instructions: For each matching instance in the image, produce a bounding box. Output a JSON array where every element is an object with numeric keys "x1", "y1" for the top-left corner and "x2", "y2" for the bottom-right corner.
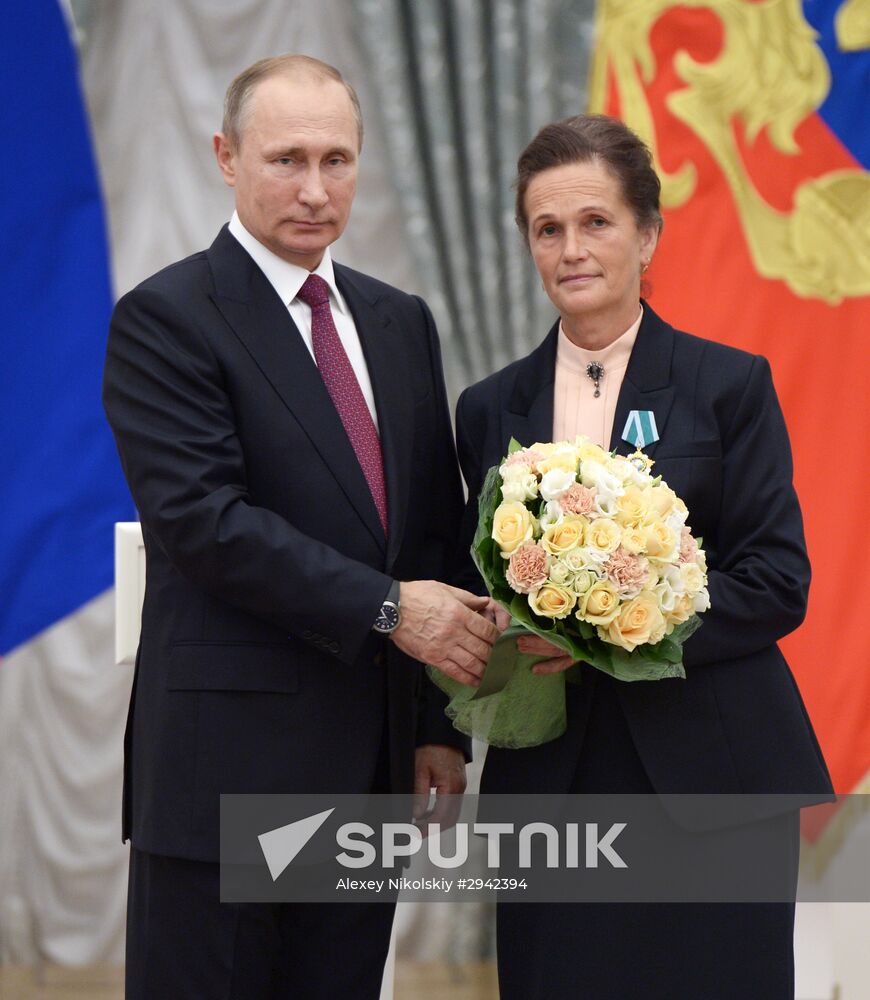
[
  {"x1": 432, "y1": 451, "x2": 705, "y2": 748},
  {"x1": 427, "y1": 626, "x2": 568, "y2": 749}
]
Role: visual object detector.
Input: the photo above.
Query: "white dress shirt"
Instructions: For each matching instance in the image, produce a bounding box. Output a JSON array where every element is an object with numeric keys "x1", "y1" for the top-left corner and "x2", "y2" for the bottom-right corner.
[{"x1": 228, "y1": 212, "x2": 379, "y2": 428}]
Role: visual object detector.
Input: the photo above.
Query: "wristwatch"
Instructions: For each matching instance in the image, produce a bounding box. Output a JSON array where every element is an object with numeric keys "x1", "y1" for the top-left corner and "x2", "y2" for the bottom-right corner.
[{"x1": 372, "y1": 580, "x2": 401, "y2": 634}]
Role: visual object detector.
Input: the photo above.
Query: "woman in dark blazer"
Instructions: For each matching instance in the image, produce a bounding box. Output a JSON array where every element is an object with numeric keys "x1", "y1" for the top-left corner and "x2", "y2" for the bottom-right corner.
[{"x1": 455, "y1": 114, "x2": 833, "y2": 1000}]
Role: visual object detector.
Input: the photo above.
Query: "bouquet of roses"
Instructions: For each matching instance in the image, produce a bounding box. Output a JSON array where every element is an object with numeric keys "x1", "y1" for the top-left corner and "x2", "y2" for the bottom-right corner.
[{"x1": 429, "y1": 436, "x2": 710, "y2": 748}]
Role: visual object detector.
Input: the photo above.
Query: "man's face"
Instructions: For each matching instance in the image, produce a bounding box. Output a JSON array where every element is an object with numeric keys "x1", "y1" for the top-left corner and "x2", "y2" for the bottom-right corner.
[{"x1": 214, "y1": 75, "x2": 359, "y2": 268}]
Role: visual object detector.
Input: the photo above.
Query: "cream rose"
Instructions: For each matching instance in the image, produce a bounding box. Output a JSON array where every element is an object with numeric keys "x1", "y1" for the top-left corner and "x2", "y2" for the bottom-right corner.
[
  {"x1": 614, "y1": 486, "x2": 651, "y2": 528},
  {"x1": 585, "y1": 517, "x2": 622, "y2": 555},
  {"x1": 602, "y1": 592, "x2": 667, "y2": 651},
  {"x1": 577, "y1": 579, "x2": 621, "y2": 625},
  {"x1": 647, "y1": 484, "x2": 678, "y2": 520},
  {"x1": 528, "y1": 584, "x2": 576, "y2": 619},
  {"x1": 621, "y1": 526, "x2": 648, "y2": 555},
  {"x1": 644, "y1": 521, "x2": 679, "y2": 562},
  {"x1": 528, "y1": 442, "x2": 559, "y2": 472},
  {"x1": 575, "y1": 440, "x2": 609, "y2": 466},
  {"x1": 541, "y1": 516, "x2": 587, "y2": 556},
  {"x1": 538, "y1": 444, "x2": 580, "y2": 476},
  {"x1": 609, "y1": 455, "x2": 652, "y2": 487},
  {"x1": 493, "y1": 501, "x2": 535, "y2": 557}
]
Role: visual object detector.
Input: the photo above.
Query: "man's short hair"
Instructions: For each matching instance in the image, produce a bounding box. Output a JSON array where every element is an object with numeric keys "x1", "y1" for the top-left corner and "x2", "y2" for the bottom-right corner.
[{"x1": 222, "y1": 54, "x2": 364, "y2": 149}]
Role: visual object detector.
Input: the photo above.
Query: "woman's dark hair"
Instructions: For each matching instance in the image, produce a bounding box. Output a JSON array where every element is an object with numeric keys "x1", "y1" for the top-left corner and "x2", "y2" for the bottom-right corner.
[{"x1": 515, "y1": 114, "x2": 663, "y2": 241}]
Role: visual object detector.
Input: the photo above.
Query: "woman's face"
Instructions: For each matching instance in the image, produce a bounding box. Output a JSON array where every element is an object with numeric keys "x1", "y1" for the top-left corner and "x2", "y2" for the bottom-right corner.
[{"x1": 525, "y1": 159, "x2": 658, "y2": 333}]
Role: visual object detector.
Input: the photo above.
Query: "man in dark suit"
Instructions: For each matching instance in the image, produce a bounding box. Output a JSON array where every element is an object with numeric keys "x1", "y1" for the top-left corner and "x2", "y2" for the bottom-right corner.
[{"x1": 103, "y1": 54, "x2": 498, "y2": 999}]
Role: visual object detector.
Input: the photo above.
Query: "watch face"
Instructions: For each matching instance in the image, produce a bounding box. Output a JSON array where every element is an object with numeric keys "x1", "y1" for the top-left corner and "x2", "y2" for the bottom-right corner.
[{"x1": 375, "y1": 603, "x2": 400, "y2": 633}]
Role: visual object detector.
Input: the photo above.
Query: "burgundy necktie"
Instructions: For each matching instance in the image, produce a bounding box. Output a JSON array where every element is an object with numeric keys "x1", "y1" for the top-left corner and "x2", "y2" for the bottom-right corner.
[{"x1": 297, "y1": 274, "x2": 388, "y2": 535}]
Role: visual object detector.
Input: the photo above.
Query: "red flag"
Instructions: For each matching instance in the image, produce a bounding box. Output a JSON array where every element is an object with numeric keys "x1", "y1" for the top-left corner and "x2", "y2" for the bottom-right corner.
[{"x1": 590, "y1": 0, "x2": 870, "y2": 854}]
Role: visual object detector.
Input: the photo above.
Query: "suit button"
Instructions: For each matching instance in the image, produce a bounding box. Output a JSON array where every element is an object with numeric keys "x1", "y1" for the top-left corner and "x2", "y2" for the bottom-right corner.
[
  {"x1": 373, "y1": 651, "x2": 385, "y2": 667},
  {"x1": 328, "y1": 641, "x2": 340, "y2": 654},
  {"x1": 302, "y1": 629, "x2": 313, "y2": 639}
]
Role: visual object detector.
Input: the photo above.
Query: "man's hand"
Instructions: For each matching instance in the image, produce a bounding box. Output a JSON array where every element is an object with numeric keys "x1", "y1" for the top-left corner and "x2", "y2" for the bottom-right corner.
[
  {"x1": 390, "y1": 581, "x2": 499, "y2": 687},
  {"x1": 482, "y1": 598, "x2": 511, "y2": 633},
  {"x1": 413, "y1": 743, "x2": 466, "y2": 831},
  {"x1": 516, "y1": 635, "x2": 575, "y2": 674}
]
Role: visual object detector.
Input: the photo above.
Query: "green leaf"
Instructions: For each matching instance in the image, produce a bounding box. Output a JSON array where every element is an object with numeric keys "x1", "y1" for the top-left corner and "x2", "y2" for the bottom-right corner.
[{"x1": 507, "y1": 438, "x2": 526, "y2": 455}]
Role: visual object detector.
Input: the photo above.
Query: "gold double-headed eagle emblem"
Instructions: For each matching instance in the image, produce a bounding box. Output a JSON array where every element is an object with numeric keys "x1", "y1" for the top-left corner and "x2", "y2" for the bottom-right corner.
[{"x1": 589, "y1": 0, "x2": 870, "y2": 305}]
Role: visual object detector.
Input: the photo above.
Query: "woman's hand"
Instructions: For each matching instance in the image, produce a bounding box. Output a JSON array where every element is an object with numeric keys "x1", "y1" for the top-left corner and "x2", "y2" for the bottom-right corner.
[{"x1": 516, "y1": 635, "x2": 575, "y2": 675}]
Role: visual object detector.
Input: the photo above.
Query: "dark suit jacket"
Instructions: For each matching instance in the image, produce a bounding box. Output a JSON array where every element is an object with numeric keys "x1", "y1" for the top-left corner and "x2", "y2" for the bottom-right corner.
[
  {"x1": 455, "y1": 303, "x2": 832, "y2": 819},
  {"x1": 103, "y1": 226, "x2": 467, "y2": 863}
]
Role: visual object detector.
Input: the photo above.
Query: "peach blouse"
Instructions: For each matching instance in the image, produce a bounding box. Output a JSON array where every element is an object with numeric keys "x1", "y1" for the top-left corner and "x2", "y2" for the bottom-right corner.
[{"x1": 552, "y1": 307, "x2": 643, "y2": 448}]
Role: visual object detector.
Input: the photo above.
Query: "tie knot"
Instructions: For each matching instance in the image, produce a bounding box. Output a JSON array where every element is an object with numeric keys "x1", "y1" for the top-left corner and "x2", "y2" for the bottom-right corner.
[{"x1": 297, "y1": 273, "x2": 330, "y2": 308}]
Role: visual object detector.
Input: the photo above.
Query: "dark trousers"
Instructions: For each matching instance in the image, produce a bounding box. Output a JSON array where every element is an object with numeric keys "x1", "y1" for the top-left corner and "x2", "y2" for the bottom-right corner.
[
  {"x1": 495, "y1": 672, "x2": 799, "y2": 1000},
  {"x1": 126, "y1": 724, "x2": 396, "y2": 999},
  {"x1": 126, "y1": 849, "x2": 395, "y2": 999}
]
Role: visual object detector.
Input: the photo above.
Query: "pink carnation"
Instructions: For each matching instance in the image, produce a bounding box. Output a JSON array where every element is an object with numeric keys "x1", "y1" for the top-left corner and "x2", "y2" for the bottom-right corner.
[
  {"x1": 603, "y1": 548, "x2": 650, "y2": 597},
  {"x1": 506, "y1": 542, "x2": 549, "y2": 594},
  {"x1": 560, "y1": 483, "x2": 596, "y2": 516},
  {"x1": 679, "y1": 526, "x2": 699, "y2": 564},
  {"x1": 504, "y1": 447, "x2": 545, "y2": 469}
]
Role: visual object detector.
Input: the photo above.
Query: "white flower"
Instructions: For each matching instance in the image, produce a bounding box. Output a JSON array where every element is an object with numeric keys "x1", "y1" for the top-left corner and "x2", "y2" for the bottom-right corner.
[
  {"x1": 540, "y1": 468, "x2": 577, "y2": 502},
  {"x1": 548, "y1": 559, "x2": 574, "y2": 587},
  {"x1": 577, "y1": 544, "x2": 610, "y2": 566},
  {"x1": 580, "y1": 459, "x2": 624, "y2": 499},
  {"x1": 666, "y1": 508, "x2": 688, "y2": 535},
  {"x1": 679, "y1": 562, "x2": 705, "y2": 595},
  {"x1": 539, "y1": 500, "x2": 564, "y2": 529},
  {"x1": 692, "y1": 587, "x2": 711, "y2": 613},
  {"x1": 593, "y1": 493, "x2": 620, "y2": 518},
  {"x1": 501, "y1": 473, "x2": 539, "y2": 503},
  {"x1": 653, "y1": 565, "x2": 684, "y2": 613},
  {"x1": 562, "y1": 548, "x2": 601, "y2": 573}
]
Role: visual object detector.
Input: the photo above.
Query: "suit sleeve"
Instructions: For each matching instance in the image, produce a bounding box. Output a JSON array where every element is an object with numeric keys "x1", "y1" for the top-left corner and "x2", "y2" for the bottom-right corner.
[
  {"x1": 452, "y1": 386, "x2": 490, "y2": 596},
  {"x1": 102, "y1": 284, "x2": 391, "y2": 666},
  {"x1": 683, "y1": 355, "x2": 811, "y2": 667},
  {"x1": 411, "y1": 297, "x2": 472, "y2": 758}
]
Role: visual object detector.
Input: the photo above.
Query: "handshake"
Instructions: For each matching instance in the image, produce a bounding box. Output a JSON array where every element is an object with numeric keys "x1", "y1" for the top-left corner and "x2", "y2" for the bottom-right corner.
[{"x1": 390, "y1": 581, "x2": 511, "y2": 687}]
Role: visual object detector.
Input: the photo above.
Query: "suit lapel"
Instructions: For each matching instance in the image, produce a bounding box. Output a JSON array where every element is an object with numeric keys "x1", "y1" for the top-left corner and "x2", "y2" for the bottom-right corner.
[
  {"x1": 336, "y1": 266, "x2": 415, "y2": 573},
  {"x1": 609, "y1": 303, "x2": 676, "y2": 458},
  {"x1": 503, "y1": 323, "x2": 559, "y2": 448},
  {"x1": 206, "y1": 227, "x2": 386, "y2": 554}
]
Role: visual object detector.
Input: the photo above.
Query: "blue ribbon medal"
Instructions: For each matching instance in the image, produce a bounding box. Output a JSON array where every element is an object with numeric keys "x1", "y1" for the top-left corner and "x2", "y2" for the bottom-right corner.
[{"x1": 621, "y1": 410, "x2": 660, "y2": 449}]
